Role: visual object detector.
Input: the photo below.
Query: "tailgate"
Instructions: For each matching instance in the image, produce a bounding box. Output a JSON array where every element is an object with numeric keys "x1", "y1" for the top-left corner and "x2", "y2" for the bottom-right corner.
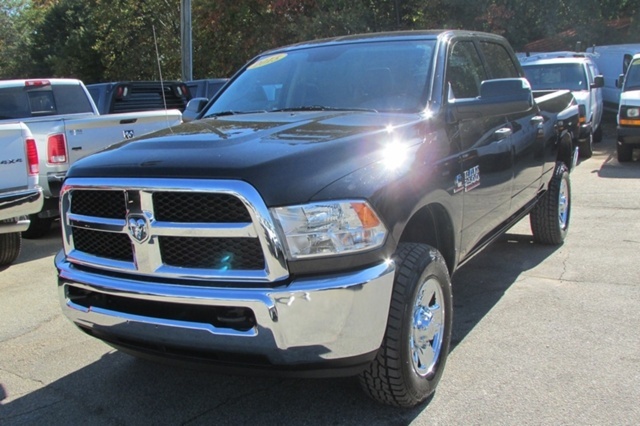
[
  {"x1": 63, "y1": 110, "x2": 182, "y2": 164},
  {"x1": 0, "y1": 123, "x2": 30, "y2": 191}
]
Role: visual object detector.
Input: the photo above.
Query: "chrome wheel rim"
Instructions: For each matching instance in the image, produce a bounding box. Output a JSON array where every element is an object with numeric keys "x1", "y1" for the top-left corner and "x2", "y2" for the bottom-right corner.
[
  {"x1": 410, "y1": 277, "x2": 445, "y2": 377},
  {"x1": 558, "y1": 177, "x2": 569, "y2": 230}
]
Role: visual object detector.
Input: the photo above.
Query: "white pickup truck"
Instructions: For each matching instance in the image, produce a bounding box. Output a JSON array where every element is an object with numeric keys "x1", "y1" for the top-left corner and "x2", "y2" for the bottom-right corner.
[
  {"x1": 0, "y1": 122, "x2": 43, "y2": 265},
  {"x1": 0, "y1": 78, "x2": 182, "y2": 237}
]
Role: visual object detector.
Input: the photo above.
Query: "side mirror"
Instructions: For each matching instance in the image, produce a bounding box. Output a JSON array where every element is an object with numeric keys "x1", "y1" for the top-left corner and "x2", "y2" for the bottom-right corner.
[
  {"x1": 451, "y1": 78, "x2": 534, "y2": 120},
  {"x1": 591, "y1": 75, "x2": 604, "y2": 89},
  {"x1": 182, "y1": 97, "x2": 209, "y2": 122},
  {"x1": 616, "y1": 73, "x2": 625, "y2": 89}
]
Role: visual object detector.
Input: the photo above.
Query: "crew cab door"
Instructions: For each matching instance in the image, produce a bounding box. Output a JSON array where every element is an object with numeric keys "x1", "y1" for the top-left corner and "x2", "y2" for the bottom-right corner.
[
  {"x1": 445, "y1": 40, "x2": 514, "y2": 257},
  {"x1": 477, "y1": 41, "x2": 543, "y2": 212}
]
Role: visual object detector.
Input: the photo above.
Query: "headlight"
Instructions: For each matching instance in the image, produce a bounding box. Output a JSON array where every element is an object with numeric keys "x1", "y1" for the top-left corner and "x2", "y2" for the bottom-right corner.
[
  {"x1": 626, "y1": 107, "x2": 640, "y2": 118},
  {"x1": 271, "y1": 201, "x2": 387, "y2": 259}
]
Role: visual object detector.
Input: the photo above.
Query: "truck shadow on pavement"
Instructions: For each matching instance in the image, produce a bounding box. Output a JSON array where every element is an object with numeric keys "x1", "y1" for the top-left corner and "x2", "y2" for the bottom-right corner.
[
  {"x1": 450, "y1": 231, "x2": 560, "y2": 350},
  {"x1": 1, "y1": 229, "x2": 562, "y2": 425},
  {"x1": 595, "y1": 151, "x2": 640, "y2": 178}
]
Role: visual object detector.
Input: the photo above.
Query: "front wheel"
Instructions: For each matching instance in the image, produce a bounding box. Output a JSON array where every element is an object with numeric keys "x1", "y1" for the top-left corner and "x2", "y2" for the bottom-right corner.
[
  {"x1": 578, "y1": 131, "x2": 593, "y2": 159},
  {"x1": 617, "y1": 141, "x2": 633, "y2": 163},
  {"x1": 593, "y1": 124, "x2": 603, "y2": 143},
  {"x1": 359, "y1": 243, "x2": 453, "y2": 407},
  {"x1": 530, "y1": 162, "x2": 571, "y2": 245}
]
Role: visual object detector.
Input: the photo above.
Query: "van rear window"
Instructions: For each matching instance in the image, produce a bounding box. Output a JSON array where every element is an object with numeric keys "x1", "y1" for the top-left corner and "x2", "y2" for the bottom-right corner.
[{"x1": 0, "y1": 83, "x2": 94, "y2": 120}]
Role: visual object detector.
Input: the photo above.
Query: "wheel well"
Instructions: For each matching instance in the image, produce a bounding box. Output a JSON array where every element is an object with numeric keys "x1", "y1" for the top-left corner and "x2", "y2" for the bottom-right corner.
[{"x1": 398, "y1": 204, "x2": 455, "y2": 274}]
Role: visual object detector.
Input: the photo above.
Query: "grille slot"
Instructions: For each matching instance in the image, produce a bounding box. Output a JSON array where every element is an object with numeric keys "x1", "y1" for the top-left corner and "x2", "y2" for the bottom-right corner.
[
  {"x1": 73, "y1": 228, "x2": 133, "y2": 262},
  {"x1": 153, "y1": 192, "x2": 251, "y2": 223},
  {"x1": 159, "y1": 237, "x2": 265, "y2": 270},
  {"x1": 71, "y1": 190, "x2": 126, "y2": 219}
]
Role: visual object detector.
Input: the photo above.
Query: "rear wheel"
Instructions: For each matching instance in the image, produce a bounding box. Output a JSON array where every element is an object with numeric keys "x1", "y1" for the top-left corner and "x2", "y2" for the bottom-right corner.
[
  {"x1": 21, "y1": 214, "x2": 52, "y2": 239},
  {"x1": 0, "y1": 231, "x2": 22, "y2": 266},
  {"x1": 530, "y1": 162, "x2": 571, "y2": 245},
  {"x1": 359, "y1": 243, "x2": 453, "y2": 407},
  {"x1": 617, "y1": 141, "x2": 633, "y2": 163}
]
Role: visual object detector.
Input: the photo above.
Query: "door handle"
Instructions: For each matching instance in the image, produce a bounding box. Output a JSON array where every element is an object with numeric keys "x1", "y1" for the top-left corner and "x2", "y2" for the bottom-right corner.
[
  {"x1": 494, "y1": 127, "x2": 512, "y2": 140},
  {"x1": 531, "y1": 115, "x2": 544, "y2": 125}
]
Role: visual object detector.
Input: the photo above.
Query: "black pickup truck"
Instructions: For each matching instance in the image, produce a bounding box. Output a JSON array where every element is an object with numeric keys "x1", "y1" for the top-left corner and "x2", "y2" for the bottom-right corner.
[
  {"x1": 86, "y1": 81, "x2": 192, "y2": 114},
  {"x1": 55, "y1": 30, "x2": 579, "y2": 407}
]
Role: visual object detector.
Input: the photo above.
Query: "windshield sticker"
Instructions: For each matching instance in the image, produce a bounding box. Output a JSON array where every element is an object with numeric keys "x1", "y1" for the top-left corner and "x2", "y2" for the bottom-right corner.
[{"x1": 248, "y1": 53, "x2": 287, "y2": 70}]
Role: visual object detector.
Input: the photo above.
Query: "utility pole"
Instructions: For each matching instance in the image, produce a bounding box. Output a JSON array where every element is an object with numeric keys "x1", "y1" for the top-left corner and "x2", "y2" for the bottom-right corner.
[{"x1": 181, "y1": 0, "x2": 193, "y2": 81}]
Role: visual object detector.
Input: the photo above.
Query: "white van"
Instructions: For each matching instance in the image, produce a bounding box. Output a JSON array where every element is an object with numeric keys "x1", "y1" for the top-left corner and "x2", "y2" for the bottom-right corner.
[
  {"x1": 587, "y1": 44, "x2": 640, "y2": 112},
  {"x1": 520, "y1": 52, "x2": 604, "y2": 158},
  {"x1": 616, "y1": 53, "x2": 640, "y2": 162}
]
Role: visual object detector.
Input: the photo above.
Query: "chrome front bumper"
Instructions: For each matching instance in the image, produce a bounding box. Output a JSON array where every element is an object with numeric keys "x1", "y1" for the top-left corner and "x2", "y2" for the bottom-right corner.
[{"x1": 56, "y1": 251, "x2": 395, "y2": 368}]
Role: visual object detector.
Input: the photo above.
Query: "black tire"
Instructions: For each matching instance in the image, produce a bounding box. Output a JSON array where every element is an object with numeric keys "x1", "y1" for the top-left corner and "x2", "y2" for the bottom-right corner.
[
  {"x1": 593, "y1": 123, "x2": 603, "y2": 143},
  {"x1": 0, "y1": 232, "x2": 22, "y2": 266},
  {"x1": 21, "y1": 214, "x2": 52, "y2": 239},
  {"x1": 616, "y1": 141, "x2": 633, "y2": 163},
  {"x1": 578, "y1": 131, "x2": 593, "y2": 159},
  {"x1": 358, "y1": 243, "x2": 453, "y2": 408},
  {"x1": 530, "y1": 162, "x2": 571, "y2": 245}
]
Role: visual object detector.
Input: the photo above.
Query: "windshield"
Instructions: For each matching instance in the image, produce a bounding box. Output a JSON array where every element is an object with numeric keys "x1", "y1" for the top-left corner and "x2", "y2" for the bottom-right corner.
[
  {"x1": 623, "y1": 59, "x2": 640, "y2": 92},
  {"x1": 203, "y1": 40, "x2": 435, "y2": 117},
  {"x1": 522, "y1": 63, "x2": 588, "y2": 91}
]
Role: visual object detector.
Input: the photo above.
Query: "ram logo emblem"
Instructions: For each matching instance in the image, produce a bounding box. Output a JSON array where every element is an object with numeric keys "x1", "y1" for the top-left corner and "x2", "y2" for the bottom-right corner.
[{"x1": 127, "y1": 215, "x2": 149, "y2": 243}]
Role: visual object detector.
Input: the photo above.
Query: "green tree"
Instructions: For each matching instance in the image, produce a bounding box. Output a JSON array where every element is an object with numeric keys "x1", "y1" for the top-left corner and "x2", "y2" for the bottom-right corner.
[
  {"x1": 29, "y1": 0, "x2": 104, "y2": 81},
  {"x1": 91, "y1": 0, "x2": 182, "y2": 81}
]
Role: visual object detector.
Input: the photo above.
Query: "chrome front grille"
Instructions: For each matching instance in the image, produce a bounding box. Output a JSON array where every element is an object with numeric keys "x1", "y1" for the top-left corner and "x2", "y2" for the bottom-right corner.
[{"x1": 60, "y1": 178, "x2": 289, "y2": 283}]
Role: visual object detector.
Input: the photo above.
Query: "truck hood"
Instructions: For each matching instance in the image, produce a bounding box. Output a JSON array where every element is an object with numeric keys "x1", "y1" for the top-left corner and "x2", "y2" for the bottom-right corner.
[
  {"x1": 68, "y1": 111, "x2": 427, "y2": 206},
  {"x1": 619, "y1": 89, "x2": 640, "y2": 106}
]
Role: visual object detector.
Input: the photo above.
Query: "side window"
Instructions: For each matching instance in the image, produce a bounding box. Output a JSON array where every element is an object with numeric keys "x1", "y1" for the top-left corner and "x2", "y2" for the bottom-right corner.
[
  {"x1": 586, "y1": 63, "x2": 596, "y2": 83},
  {"x1": 447, "y1": 41, "x2": 486, "y2": 99},
  {"x1": 479, "y1": 42, "x2": 519, "y2": 79},
  {"x1": 623, "y1": 54, "x2": 632, "y2": 75}
]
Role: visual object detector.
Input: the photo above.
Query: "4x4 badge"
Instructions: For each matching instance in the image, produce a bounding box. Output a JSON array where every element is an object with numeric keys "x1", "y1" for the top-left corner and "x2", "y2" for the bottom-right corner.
[{"x1": 127, "y1": 215, "x2": 149, "y2": 243}]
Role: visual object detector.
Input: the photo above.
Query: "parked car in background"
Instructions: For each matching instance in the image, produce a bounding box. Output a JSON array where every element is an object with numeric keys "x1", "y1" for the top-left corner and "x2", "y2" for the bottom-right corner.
[
  {"x1": 588, "y1": 44, "x2": 640, "y2": 112},
  {"x1": 87, "y1": 81, "x2": 192, "y2": 114},
  {"x1": 0, "y1": 122, "x2": 42, "y2": 265},
  {"x1": 616, "y1": 53, "x2": 640, "y2": 162},
  {"x1": 0, "y1": 78, "x2": 182, "y2": 237},
  {"x1": 182, "y1": 79, "x2": 230, "y2": 122},
  {"x1": 185, "y1": 78, "x2": 228, "y2": 99},
  {"x1": 520, "y1": 52, "x2": 604, "y2": 158}
]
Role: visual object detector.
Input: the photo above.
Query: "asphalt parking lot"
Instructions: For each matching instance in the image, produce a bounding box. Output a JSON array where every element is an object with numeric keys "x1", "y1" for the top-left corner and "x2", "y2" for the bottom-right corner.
[{"x1": 1, "y1": 118, "x2": 639, "y2": 425}]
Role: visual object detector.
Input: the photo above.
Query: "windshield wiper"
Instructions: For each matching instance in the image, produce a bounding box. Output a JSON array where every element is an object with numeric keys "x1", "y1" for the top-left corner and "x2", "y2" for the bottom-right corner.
[
  {"x1": 271, "y1": 106, "x2": 378, "y2": 113},
  {"x1": 203, "y1": 110, "x2": 267, "y2": 118}
]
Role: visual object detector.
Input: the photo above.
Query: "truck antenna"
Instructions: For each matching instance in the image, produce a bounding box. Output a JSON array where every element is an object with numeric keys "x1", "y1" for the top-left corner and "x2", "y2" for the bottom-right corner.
[{"x1": 152, "y1": 25, "x2": 175, "y2": 133}]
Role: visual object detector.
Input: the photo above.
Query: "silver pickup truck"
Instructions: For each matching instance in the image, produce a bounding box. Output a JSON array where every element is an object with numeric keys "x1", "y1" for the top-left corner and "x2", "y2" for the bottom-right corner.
[
  {"x1": 0, "y1": 122, "x2": 43, "y2": 265},
  {"x1": 0, "y1": 78, "x2": 182, "y2": 237}
]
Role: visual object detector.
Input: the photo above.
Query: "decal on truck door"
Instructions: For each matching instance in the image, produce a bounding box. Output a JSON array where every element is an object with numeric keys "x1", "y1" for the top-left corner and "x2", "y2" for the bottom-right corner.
[{"x1": 454, "y1": 165, "x2": 481, "y2": 193}]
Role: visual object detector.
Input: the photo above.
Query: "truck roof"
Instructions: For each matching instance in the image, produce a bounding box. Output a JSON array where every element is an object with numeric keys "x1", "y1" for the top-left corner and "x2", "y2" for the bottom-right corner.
[
  {"x1": 0, "y1": 78, "x2": 83, "y2": 88},
  {"x1": 262, "y1": 30, "x2": 506, "y2": 55},
  {"x1": 520, "y1": 56, "x2": 593, "y2": 66}
]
